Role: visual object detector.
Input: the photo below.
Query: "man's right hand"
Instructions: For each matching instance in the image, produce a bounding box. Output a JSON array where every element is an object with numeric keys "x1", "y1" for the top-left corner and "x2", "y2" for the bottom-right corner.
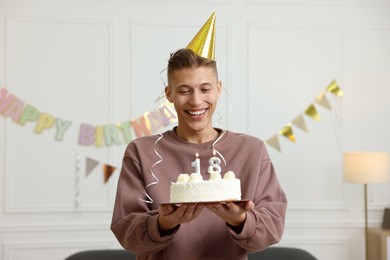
[{"x1": 158, "y1": 203, "x2": 204, "y2": 235}]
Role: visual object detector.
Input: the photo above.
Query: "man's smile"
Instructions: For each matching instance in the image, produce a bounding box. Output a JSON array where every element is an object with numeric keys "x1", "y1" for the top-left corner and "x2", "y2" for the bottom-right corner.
[{"x1": 186, "y1": 108, "x2": 207, "y2": 117}]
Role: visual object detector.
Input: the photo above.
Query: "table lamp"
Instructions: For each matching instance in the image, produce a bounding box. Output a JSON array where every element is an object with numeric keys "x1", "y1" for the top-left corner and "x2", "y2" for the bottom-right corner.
[{"x1": 343, "y1": 151, "x2": 390, "y2": 260}]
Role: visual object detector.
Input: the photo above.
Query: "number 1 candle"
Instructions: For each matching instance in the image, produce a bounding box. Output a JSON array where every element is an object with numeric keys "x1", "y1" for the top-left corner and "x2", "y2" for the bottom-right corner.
[{"x1": 191, "y1": 153, "x2": 201, "y2": 175}]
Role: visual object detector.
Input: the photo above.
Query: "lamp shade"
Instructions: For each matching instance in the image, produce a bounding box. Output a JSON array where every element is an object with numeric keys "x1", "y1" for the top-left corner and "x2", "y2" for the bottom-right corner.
[{"x1": 343, "y1": 152, "x2": 390, "y2": 184}]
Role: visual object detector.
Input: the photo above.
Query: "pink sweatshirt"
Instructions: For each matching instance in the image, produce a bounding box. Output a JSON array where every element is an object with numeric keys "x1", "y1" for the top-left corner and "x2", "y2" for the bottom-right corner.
[{"x1": 111, "y1": 128, "x2": 287, "y2": 260}]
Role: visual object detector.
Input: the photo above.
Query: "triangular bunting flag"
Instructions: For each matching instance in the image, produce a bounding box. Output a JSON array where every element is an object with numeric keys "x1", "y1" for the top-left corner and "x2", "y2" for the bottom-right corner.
[
  {"x1": 278, "y1": 123, "x2": 296, "y2": 143},
  {"x1": 315, "y1": 92, "x2": 331, "y2": 110},
  {"x1": 266, "y1": 135, "x2": 281, "y2": 152},
  {"x1": 86, "y1": 157, "x2": 99, "y2": 176},
  {"x1": 304, "y1": 104, "x2": 321, "y2": 121},
  {"x1": 326, "y1": 80, "x2": 344, "y2": 97},
  {"x1": 292, "y1": 115, "x2": 309, "y2": 132},
  {"x1": 103, "y1": 164, "x2": 117, "y2": 184}
]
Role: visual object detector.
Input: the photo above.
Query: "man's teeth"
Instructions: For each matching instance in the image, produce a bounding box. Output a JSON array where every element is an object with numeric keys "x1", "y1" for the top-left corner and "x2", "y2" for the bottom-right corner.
[{"x1": 188, "y1": 109, "x2": 206, "y2": 115}]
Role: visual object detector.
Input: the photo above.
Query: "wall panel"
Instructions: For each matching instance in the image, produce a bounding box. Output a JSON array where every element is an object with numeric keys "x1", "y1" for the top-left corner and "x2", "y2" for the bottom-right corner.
[
  {"x1": 4, "y1": 15, "x2": 116, "y2": 213},
  {"x1": 248, "y1": 23, "x2": 346, "y2": 211}
]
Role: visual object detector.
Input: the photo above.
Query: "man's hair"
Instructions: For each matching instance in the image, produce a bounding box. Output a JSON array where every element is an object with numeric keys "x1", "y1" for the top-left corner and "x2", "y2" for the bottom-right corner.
[{"x1": 167, "y1": 48, "x2": 218, "y2": 84}]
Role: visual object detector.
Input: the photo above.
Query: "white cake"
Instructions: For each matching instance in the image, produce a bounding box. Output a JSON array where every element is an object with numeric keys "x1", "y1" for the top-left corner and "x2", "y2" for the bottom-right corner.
[{"x1": 169, "y1": 171, "x2": 241, "y2": 203}]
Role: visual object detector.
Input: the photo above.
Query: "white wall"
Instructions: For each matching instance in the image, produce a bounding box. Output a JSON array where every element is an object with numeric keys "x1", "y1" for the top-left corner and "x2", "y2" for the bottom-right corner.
[{"x1": 1, "y1": 0, "x2": 390, "y2": 259}]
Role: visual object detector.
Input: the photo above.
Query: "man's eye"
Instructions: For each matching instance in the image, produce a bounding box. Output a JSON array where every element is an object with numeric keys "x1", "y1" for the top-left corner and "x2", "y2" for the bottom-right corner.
[
  {"x1": 179, "y1": 90, "x2": 190, "y2": 94},
  {"x1": 202, "y1": 88, "x2": 211, "y2": 92}
]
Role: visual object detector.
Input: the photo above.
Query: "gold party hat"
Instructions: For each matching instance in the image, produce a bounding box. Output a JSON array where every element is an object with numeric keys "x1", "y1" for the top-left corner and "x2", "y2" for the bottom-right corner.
[{"x1": 186, "y1": 12, "x2": 216, "y2": 60}]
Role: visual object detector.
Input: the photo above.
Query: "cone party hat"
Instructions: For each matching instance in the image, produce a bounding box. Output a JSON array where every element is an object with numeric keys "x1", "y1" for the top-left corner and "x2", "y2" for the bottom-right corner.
[{"x1": 186, "y1": 12, "x2": 216, "y2": 60}]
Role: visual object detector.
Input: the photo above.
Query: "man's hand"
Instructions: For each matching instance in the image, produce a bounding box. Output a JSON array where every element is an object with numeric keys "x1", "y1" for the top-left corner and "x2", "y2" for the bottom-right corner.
[
  {"x1": 206, "y1": 200, "x2": 254, "y2": 232},
  {"x1": 158, "y1": 203, "x2": 204, "y2": 235}
]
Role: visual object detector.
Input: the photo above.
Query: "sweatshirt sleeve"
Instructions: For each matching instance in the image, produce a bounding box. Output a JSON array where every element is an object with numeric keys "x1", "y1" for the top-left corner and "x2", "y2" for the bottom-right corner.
[
  {"x1": 228, "y1": 145, "x2": 287, "y2": 252},
  {"x1": 110, "y1": 148, "x2": 178, "y2": 255}
]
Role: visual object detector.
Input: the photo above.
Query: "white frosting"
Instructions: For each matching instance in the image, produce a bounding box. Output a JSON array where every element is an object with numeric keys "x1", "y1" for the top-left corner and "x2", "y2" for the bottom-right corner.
[
  {"x1": 209, "y1": 172, "x2": 222, "y2": 180},
  {"x1": 189, "y1": 173, "x2": 203, "y2": 183},
  {"x1": 177, "y1": 173, "x2": 190, "y2": 183},
  {"x1": 170, "y1": 171, "x2": 241, "y2": 203},
  {"x1": 223, "y1": 171, "x2": 236, "y2": 180}
]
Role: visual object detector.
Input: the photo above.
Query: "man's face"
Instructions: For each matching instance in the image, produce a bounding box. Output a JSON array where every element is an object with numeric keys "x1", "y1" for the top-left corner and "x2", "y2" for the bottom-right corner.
[{"x1": 165, "y1": 66, "x2": 221, "y2": 137}]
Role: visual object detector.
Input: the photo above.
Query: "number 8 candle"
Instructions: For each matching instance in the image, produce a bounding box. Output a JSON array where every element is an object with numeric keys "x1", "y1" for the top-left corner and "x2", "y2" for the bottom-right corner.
[{"x1": 208, "y1": 150, "x2": 221, "y2": 174}]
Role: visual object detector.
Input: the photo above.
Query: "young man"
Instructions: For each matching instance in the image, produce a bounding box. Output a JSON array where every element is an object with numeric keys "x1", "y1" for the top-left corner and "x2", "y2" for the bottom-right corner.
[{"x1": 110, "y1": 48, "x2": 287, "y2": 260}]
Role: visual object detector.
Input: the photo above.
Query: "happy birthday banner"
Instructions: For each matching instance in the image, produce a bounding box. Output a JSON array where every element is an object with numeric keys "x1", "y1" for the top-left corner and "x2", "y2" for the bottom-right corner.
[
  {"x1": 265, "y1": 80, "x2": 344, "y2": 152},
  {"x1": 0, "y1": 87, "x2": 178, "y2": 147}
]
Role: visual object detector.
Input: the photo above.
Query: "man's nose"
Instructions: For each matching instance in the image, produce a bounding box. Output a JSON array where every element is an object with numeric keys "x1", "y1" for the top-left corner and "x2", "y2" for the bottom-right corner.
[{"x1": 189, "y1": 91, "x2": 202, "y2": 106}]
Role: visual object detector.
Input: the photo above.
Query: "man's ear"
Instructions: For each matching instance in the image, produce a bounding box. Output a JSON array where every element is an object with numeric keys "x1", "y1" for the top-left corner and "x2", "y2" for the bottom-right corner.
[
  {"x1": 217, "y1": 81, "x2": 223, "y2": 98},
  {"x1": 165, "y1": 86, "x2": 173, "y2": 102}
]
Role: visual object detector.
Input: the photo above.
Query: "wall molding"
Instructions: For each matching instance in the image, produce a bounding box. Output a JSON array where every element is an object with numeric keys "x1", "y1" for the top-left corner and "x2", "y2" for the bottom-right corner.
[
  {"x1": 278, "y1": 235, "x2": 350, "y2": 259},
  {"x1": 4, "y1": 15, "x2": 116, "y2": 214},
  {"x1": 127, "y1": 0, "x2": 234, "y2": 3},
  {"x1": 0, "y1": 222, "x2": 110, "y2": 233},
  {"x1": 361, "y1": 0, "x2": 390, "y2": 6},
  {"x1": 247, "y1": 0, "x2": 347, "y2": 5},
  {"x1": 247, "y1": 22, "x2": 348, "y2": 212},
  {"x1": 3, "y1": 240, "x2": 115, "y2": 260}
]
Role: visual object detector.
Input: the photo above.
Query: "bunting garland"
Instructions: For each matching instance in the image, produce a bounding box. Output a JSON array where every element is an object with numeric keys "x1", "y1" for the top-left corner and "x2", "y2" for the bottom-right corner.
[
  {"x1": 266, "y1": 134, "x2": 281, "y2": 152},
  {"x1": 315, "y1": 92, "x2": 331, "y2": 110},
  {"x1": 103, "y1": 164, "x2": 117, "y2": 184},
  {"x1": 84, "y1": 155, "x2": 117, "y2": 184},
  {"x1": 278, "y1": 123, "x2": 296, "y2": 143},
  {"x1": 85, "y1": 157, "x2": 99, "y2": 176},
  {"x1": 326, "y1": 80, "x2": 344, "y2": 97},
  {"x1": 305, "y1": 104, "x2": 321, "y2": 121},
  {"x1": 292, "y1": 115, "x2": 308, "y2": 132},
  {"x1": 266, "y1": 80, "x2": 344, "y2": 152}
]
